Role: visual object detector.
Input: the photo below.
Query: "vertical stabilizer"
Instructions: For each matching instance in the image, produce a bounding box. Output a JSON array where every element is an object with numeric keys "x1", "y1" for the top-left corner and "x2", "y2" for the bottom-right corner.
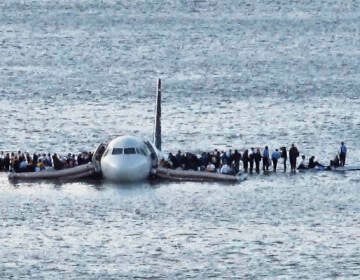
[{"x1": 154, "y1": 78, "x2": 162, "y2": 151}]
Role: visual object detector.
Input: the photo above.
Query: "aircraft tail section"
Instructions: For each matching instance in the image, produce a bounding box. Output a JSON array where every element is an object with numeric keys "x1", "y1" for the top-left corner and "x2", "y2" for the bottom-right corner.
[{"x1": 154, "y1": 78, "x2": 162, "y2": 151}]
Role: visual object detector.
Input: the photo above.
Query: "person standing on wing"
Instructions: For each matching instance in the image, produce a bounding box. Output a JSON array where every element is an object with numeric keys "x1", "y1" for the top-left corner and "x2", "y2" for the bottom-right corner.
[
  {"x1": 280, "y1": 146, "x2": 287, "y2": 172},
  {"x1": 249, "y1": 148, "x2": 255, "y2": 174},
  {"x1": 289, "y1": 144, "x2": 300, "y2": 173},
  {"x1": 242, "y1": 149, "x2": 249, "y2": 173},
  {"x1": 254, "y1": 148, "x2": 262, "y2": 174},
  {"x1": 339, "y1": 142, "x2": 347, "y2": 166},
  {"x1": 262, "y1": 146, "x2": 270, "y2": 172},
  {"x1": 271, "y1": 149, "x2": 281, "y2": 172}
]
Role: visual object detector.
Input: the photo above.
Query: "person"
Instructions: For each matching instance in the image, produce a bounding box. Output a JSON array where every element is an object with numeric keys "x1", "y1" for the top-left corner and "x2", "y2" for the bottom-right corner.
[
  {"x1": 308, "y1": 156, "x2": 325, "y2": 169},
  {"x1": 159, "y1": 157, "x2": 170, "y2": 168},
  {"x1": 220, "y1": 162, "x2": 233, "y2": 175},
  {"x1": 32, "y1": 153, "x2": 38, "y2": 165},
  {"x1": 45, "y1": 153, "x2": 52, "y2": 167},
  {"x1": 52, "y1": 154, "x2": 65, "y2": 170},
  {"x1": 339, "y1": 142, "x2": 347, "y2": 166},
  {"x1": 19, "y1": 157, "x2": 28, "y2": 171},
  {"x1": 242, "y1": 149, "x2": 249, "y2": 173},
  {"x1": 36, "y1": 159, "x2": 45, "y2": 172},
  {"x1": 0, "y1": 151, "x2": 4, "y2": 171},
  {"x1": 167, "y1": 153, "x2": 176, "y2": 168},
  {"x1": 221, "y1": 151, "x2": 227, "y2": 166},
  {"x1": 249, "y1": 148, "x2": 255, "y2": 174},
  {"x1": 226, "y1": 149, "x2": 232, "y2": 164},
  {"x1": 4, "y1": 153, "x2": 10, "y2": 171},
  {"x1": 186, "y1": 152, "x2": 199, "y2": 171},
  {"x1": 271, "y1": 149, "x2": 281, "y2": 172},
  {"x1": 289, "y1": 144, "x2": 299, "y2": 173},
  {"x1": 254, "y1": 148, "x2": 262, "y2": 174},
  {"x1": 232, "y1": 150, "x2": 241, "y2": 173},
  {"x1": 206, "y1": 162, "x2": 216, "y2": 172},
  {"x1": 262, "y1": 146, "x2": 270, "y2": 172},
  {"x1": 175, "y1": 150, "x2": 183, "y2": 168},
  {"x1": 198, "y1": 152, "x2": 209, "y2": 171},
  {"x1": 330, "y1": 155, "x2": 340, "y2": 168},
  {"x1": 297, "y1": 155, "x2": 307, "y2": 170},
  {"x1": 11, "y1": 155, "x2": 19, "y2": 172},
  {"x1": 280, "y1": 146, "x2": 287, "y2": 172}
]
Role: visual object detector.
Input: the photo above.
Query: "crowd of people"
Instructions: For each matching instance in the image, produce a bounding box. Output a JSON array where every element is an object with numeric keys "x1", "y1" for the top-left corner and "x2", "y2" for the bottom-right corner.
[
  {"x1": 0, "y1": 142, "x2": 348, "y2": 176},
  {"x1": 0, "y1": 151, "x2": 93, "y2": 173},
  {"x1": 161, "y1": 142, "x2": 347, "y2": 175}
]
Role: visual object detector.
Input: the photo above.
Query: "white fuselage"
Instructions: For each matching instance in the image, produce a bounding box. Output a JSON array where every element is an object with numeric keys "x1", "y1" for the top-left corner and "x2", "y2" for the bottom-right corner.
[{"x1": 100, "y1": 136, "x2": 157, "y2": 182}]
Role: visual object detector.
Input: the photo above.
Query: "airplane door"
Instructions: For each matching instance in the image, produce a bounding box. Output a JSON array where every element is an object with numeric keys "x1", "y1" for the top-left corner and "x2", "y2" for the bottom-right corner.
[{"x1": 144, "y1": 141, "x2": 158, "y2": 168}]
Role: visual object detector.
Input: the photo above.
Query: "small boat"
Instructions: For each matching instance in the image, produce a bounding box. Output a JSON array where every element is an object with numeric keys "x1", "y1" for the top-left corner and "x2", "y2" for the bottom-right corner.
[
  {"x1": 8, "y1": 163, "x2": 96, "y2": 180},
  {"x1": 156, "y1": 167, "x2": 247, "y2": 183}
]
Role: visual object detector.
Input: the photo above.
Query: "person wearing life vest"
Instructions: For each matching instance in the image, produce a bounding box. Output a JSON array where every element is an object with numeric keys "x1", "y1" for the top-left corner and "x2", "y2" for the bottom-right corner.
[
  {"x1": 271, "y1": 149, "x2": 281, "y2": 172},
  {"x1": 339, "y1": 142, "x2": 347, "y2": 166}
]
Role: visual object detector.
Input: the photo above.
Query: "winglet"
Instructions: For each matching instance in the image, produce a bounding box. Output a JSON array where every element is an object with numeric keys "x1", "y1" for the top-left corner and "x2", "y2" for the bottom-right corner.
[{"x1": 154, "y1": 78, "x2": 162, "y2": 151}]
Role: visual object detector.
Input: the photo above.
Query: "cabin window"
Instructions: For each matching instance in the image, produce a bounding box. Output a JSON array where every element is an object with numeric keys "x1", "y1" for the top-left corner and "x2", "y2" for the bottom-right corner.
[
  {"x1": 124, "y1": 148, "x2": 136, "y2": 154},
  {"x1": 112, "y1": 148, "x2": 123, "y2": 155}
]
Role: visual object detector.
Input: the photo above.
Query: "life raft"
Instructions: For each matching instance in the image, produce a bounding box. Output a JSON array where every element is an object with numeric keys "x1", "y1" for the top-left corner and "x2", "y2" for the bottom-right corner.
[{"x1": 8, "y1": 163, "x2": 96, "y2": 180}]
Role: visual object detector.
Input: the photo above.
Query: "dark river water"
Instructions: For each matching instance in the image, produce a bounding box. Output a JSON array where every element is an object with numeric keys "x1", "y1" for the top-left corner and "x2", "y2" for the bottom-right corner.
[{"x1": 0, "y1": 1, "x2": 359, "y2": 279}]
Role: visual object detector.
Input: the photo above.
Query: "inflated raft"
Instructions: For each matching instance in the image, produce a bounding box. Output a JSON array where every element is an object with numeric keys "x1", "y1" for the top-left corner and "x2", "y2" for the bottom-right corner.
[
  {"x1": 8, "y1": 163, "x2": 96, "y2": 180},
  {"x1": 156, "y1": 167, "x2": 246, "y2": 183}
]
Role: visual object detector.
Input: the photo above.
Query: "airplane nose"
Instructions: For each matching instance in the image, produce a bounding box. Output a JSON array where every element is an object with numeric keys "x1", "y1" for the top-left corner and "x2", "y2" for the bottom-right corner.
[{"x1": 101, "y1": 156, "x2": 150, "y2": 182}]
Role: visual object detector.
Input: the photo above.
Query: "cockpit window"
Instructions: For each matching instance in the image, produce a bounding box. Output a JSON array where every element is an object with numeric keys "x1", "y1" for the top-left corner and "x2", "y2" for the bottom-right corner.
[
  {"x1": 112, "y1": 148, "x2": 123, "y2": 155},
  {"x1": 140, "y1": 148, "x2": 148, "y2": 156},
  {"x1": 124, "y1": 148, "x2": 136, "y2": 154}
]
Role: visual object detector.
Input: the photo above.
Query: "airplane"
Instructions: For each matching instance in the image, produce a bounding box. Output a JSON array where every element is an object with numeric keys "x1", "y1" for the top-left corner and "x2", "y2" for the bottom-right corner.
[
  {"x1": 7, "y1": 79, "x2": 242, "y2": 183},
  {"x1": 10, "y1": 78, "x2": 358, "y2": 183},
  {"x1": 96, "y1": 79, "x2": 163, "y2": 182}
]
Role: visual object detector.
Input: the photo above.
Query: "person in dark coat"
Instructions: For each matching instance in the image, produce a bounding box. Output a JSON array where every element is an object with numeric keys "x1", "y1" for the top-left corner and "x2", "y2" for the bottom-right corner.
[
  {"x1": 308, "y1": 156, "x2": 325, "y2": 169},
  {"x1": 249, "y1": 148, "x2": 255, "y2": 174},
  {"x1": 4, "y1": 153, "x2": 10, "y2": 171},
  {"x1": 52, "y1": 154, "x2": 65, "y2": 170},
  {"x1": 0, "y1": 151, "x2": 4, "y2": 170},
  {"x1": 289, "y1": 144, "x2": 299, "y2": 173},
  {"x1": 232, "y1": 149, "x2": 241, "y2": 173},
  {"x1": 242, "y1": 149, "x2": 249, "y2": 173},
  {"x1": 254, "y1": 148, "x2": 262, "y2": 174},
  {"x1": 339, "y1": 142, "x2": 347, "y2": 166},
  {"x1": 168, "y1": 153, "x2": 176, "y2": 168},
  {"x1": 280, "y1": 147, "x2": 287, "y2": 172},
  {"x1": 330, "y1": 155, "x2": 340, "y2": 168},
  {"x1": 262, "y1": 146, "x2": 270, "y2": 172}
]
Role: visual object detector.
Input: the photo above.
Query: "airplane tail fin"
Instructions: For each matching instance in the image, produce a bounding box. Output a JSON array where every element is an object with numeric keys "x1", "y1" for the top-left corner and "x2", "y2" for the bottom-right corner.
[{"x1": 154, "y1": 78, "x2": 161, "y2": 151}]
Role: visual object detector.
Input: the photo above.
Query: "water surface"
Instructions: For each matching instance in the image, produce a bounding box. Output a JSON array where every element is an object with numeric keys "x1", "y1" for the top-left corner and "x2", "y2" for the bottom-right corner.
[{"x1": 0, "y1": 0, "x2": 359, "y2": 278}]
